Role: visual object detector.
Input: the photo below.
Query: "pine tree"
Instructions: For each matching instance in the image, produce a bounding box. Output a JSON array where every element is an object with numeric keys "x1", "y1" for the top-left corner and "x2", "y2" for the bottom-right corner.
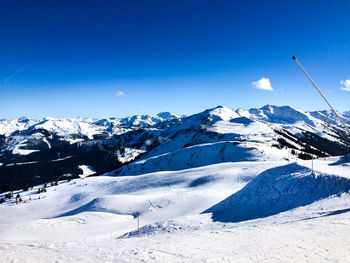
[
  {"x1": 5, "y1": 192, "x2": 13, "y2": 199},
  {"x1": 16, "y1": 193, "x2": 21, "y2": 204}
]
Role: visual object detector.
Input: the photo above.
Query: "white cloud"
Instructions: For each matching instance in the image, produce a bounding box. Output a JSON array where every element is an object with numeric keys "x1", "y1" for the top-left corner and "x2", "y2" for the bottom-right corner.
[
  {"x1": 251, "y1": 77, "x2": 273, "y2": 91},
  {"x1": 115, "y1": 90, "x2": 127, "y2": 96},
  {"x1": 340, "y1": 80, "x2": 350, "y2": 91}
]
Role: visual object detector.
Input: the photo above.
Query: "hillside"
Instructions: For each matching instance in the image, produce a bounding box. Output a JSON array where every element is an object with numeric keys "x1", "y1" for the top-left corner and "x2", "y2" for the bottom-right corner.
[
  {"x1": 1, "y1": 105, "x2": 350, "y2": 192},
  {"x1": 1, "y1": 156, "x2": 350, "y2": 262}
]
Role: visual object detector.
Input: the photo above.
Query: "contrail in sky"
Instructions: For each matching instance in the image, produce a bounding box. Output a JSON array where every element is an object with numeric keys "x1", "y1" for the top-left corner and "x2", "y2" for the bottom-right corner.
[{"x1": 3, "y1": 66, "x2": 28, "y2": 82}]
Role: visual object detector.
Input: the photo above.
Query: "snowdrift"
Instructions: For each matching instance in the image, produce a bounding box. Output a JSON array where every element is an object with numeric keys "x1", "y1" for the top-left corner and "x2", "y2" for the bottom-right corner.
[{"x1": 204, "y1": 163, "x2": 350, "y2": 222}]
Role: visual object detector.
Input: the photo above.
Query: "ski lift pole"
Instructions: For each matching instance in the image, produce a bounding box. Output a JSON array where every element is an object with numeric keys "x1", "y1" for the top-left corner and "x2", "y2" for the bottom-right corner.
[{"x1": 292, "y1": 56, "x2": 350, "y2": 136}]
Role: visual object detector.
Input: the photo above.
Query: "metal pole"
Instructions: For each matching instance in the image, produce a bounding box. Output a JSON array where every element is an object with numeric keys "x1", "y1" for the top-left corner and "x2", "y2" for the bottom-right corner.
[{"x1": 292, "y1": 56, "x2": 350, "y2": 136}]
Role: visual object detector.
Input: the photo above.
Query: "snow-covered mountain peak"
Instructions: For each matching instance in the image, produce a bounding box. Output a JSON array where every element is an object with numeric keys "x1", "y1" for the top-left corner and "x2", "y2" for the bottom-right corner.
[
  {"x1": 260, "y1": 105, "x2": 303, "y2": 116},
  {"x1": 206, "y1": 105, "x2": 239, "y2": 121},
  {"x1": 116, "y1": 112, "x2": 180, "y2": 127},
  {"x1": 246, "y1": 105, "x2": 316, "y2": 127},
  {"x1": 156, "y1": 112, "x2": 180, "y2": 120}
]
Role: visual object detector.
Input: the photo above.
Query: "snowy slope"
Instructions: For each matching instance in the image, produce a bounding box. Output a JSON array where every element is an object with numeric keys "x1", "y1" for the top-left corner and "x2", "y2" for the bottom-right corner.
[
  {"x1": 1, "y1": 156, "x2": 350, "y2": 262},
  {"x1": 114, "y1": 142, "x2": 264, "y2": 176},
  {"x1": 0, "y1": 160, "x2": 281, "y2": 237},
  {"x1": 204, "y1": 163, "x2": 350, "y2": 222}
]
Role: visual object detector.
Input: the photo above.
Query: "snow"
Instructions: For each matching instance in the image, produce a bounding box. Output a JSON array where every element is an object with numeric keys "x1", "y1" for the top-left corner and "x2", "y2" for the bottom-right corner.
[
  {"x1": 117, "y1": 148, "x2": 145, "y2": 163},
  {"x1": 0, "y1": 118, "x2": 36, "y2": 137},
  {"x1": 78, "y1": 165, "x2": 96, "y2": 178},
  {"x1": 115, "y1": 141, "x2": 264, "y2": 176},
  {"x1": 1, "y1": 105, "x2": 348, "y2": 166},
  {"x1": 208, "y1": 105, "x2": 240, "y2": 121},
  {"x1": 309, "y1": 110, "x2": 350, "y2": 126},
  {"x1": 117, "y1": 112, "x2": 180, "y2": 127},
  {"x1": 42, "y1": 137, "x2": 51, "y2": 149},
  {"x1": 1, "y1": 105, "x2": 350, "y2": 262},
  {"x1": 204, "y1": 163, "x2": 350, "y2": 222},
  {"x1": 1, "y1": 156, "x2": 350, "y2": 262},
  {"x1": 6, "y1": 160, "x2": 39, "y2": 166},
  {"x1": 0, "y1": 111, "x2": 182, "y2": 160},
  {"x1": 66, "y1": 138, "x2": 85, "y2": 144},
  {"x1": 0, "y1": 161, "x2": 278, "y2": 234},
  {"x1": 209, "y1": 118, "x2": 274, "y2": 140},
  {"x1": 34, "y1": 118, "x2": 102, "y2": 139},
  {"x1": 12, "y1": 144, "x2": 40, "y2": 155},
  {"x1": 243, "y1": 105, "x2": 317, "y2": 127},
  {"x1": 156, "y1": 112, "x2": 180, "y2": 120}
]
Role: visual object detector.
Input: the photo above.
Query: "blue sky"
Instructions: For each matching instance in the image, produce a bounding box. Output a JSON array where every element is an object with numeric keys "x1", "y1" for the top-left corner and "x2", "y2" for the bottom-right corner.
[{"x1": 1, "y1": 0, "x2": 350, "y2": 119}]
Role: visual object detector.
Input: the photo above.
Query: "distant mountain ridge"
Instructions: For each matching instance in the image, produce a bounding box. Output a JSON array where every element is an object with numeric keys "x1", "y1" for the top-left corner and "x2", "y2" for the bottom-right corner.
[
  {"x1": 2, "y1": 106, "x2": 350, "y2": 137},
  {"x1": 0, "y1": 111, "x2": 180, "y2": 137}
]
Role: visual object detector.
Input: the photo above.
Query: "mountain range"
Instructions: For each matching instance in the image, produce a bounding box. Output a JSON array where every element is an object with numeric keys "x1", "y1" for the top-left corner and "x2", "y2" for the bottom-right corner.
[{"x1": 1, "y1": 105, "x2": 350, "y2": 192}]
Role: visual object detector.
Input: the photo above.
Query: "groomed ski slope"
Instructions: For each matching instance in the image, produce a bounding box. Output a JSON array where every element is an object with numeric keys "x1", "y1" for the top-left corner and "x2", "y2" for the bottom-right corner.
[{"x1": 0, "y1": 156, "x2": 350, "y2": 262}]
